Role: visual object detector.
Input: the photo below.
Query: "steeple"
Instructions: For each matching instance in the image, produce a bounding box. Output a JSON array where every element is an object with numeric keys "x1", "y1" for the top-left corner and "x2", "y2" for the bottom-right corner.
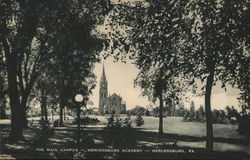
[
  {"x1": 102, "y1": 63, "x2": 105, "y2": 76},
  {"x1": 101, "y1": 63, "x2": 106, "y2": 82},
  {"x1": 99, "y1": 63, "x2": 108, "y2": 113}
]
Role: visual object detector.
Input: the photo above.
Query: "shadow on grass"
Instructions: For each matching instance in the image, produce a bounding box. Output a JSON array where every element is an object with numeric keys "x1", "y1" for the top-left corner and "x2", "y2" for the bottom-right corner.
[{"x1": 1, "y1": 122, "x2": 250, "y2": 159}]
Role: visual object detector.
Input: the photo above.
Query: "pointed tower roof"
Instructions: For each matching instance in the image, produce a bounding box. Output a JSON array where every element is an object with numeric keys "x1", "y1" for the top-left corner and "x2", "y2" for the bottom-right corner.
[
  {"x1": 100, "y1": 63, "x2": 107, "y2": 82},
  {"x1": 102, "y1": 63, "x2": 106, "y2": 76}
]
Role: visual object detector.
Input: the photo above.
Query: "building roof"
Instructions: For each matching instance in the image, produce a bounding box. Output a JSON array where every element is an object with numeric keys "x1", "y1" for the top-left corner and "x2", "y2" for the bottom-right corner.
[{"x1": 109, "y1": 93, "x2": 121, "y2": 99}]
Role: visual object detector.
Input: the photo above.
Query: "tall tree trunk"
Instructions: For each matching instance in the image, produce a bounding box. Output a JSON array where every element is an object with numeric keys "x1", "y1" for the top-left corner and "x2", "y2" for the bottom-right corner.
[
  {"x1": 51, "y1": 108, "x2": 54, "y2": 121},
  {"x1": 64, "y1": 107, "x2": 66, "y2": 120},
  {"x1": 41, "y1": 95, "x2": 48, "y2": 123},
  {"x1": 20, "y1": 78, "x2": 39, "y2": 128},
  {"x1": 5, "y1": 54, "x2": 23, "y2": 140},
  {"x1": 59, "y1": 101, "x2": 64, "y2": 126},
  {"x1": 205, "y1": 65, "x2": 215, "y2": 152},
  {"x1": 1, "y1": 0, "x2": 39, "y2": 140},
  {"x1": 159, "y1": 92, "x2": 164, "y2": 134},
  {"x1": 76, "y1": 106, "x2": 81, "y2": 151},
  {"x1": 2, "y1": 35, "x2": 23, "y2": 140},
  {"x1": 59, "y1": 88, "x2": 65, "y2": 126},
  {"x1": 20, "y1": 94, "x2": 28, "y2": 128},
  {"x1": 40, "y1": 103, "x2": 44, "y2": 122},
  {"x1": 44, "y1": 102, "x2": 48, "y2": 123},
  {"x1": 77, "y1": 107, "x2": 81, "y2": 132}
]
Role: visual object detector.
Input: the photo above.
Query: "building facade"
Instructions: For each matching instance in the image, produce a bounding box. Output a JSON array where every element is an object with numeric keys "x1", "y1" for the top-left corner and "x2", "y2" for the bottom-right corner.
[{"x1": 99, "y1": 65, "x2": 126, "y2": 114}]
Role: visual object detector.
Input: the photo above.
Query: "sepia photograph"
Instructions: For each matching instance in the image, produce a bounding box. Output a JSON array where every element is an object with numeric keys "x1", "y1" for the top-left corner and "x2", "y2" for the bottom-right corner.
[{"x1": 0, "y1": 0, "x2": 249, "y2": 159}]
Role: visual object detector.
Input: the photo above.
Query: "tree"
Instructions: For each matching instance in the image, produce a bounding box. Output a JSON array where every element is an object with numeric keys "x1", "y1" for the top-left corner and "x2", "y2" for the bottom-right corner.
[
  {"x1": 0, "y1": 0, "x2": 44, "y2": 140},
  {"x1": 177, "y1": 103, "x2": 185, "y2": 117},
  {"x1": 237, "y1": 56, "x2": 250, "y2": 112},
  {"x1": 135, "y1": 114, "x2": 144, "y2": 127},
  {"x1": 145, "y1": 109, "x2": 150, "y2": 116},
  {"x1": 107, "y1": 0, "x2": 189, "y2": 133},
  {"x1": 33, "y1": 70, "x2": 57, "y2": 123},
  {"x1": 212, "y1": 109, "x2": 227, "y2": 124},
  {"x1": 183, "y1": 109, "x2": 190, "y2": 121},
  {"x1": 196, "y1": 105, "x2": 205, "y2": 122},
  {"x1": 108, "y1": 0, "x2": 188, "y2": 134},
  {"x1": 47, "y1": 44, "x2": 99, "y2": 126},
  {"x1": 40, "y1": 0, "x2": 112, "y2": 126},
  {"x1": 0, "y1": 0, "x2": 112, "y2": 140},
  {"x1": 181, "y1": 0, "x2": 250, "y2": 151},
  {"x1": 130, "y1": 106, "x2": 146, "y2": 115},
  {"x1": 135, "y1": 67, "x2": 179, "y2": 134},
  {"x1": 225, "y1": 105, "x2": 240, "y2": 122},
  {"x1": 189, "y1": 101, "x2": 195, "y2": 121}
]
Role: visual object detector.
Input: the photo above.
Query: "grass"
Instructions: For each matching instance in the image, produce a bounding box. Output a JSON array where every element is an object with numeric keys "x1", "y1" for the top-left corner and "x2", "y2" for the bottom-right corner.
[{"x1": 0, "y1": 116, "x2": 250, "y2": 159}]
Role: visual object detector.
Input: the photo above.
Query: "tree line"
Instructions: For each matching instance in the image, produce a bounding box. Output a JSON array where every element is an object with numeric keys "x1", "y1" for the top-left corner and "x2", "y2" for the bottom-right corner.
[{"x1": 127, "y1": 102, "x2": 242, "y2": 125}]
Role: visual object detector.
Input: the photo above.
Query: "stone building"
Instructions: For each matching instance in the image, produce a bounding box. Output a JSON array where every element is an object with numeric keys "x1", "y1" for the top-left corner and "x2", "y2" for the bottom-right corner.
[{"x1": 99, "y1": 65, "x2": 126, "y2": 114}]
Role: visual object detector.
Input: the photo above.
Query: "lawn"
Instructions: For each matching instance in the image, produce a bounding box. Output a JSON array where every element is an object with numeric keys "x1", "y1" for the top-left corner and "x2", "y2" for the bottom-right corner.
[
  {"x1": 89, "y1": 115, "x2": 246, "y2": 138},
  {"x1": 0, "y1": 116, "x2": 250, "y2": 159}
]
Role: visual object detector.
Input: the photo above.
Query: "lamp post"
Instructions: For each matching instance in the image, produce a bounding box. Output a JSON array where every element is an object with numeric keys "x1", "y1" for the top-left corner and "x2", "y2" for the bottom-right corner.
[
  {"x1": 75, "y1": 94, "x2": 84, "y2": 103},
  {"x1": 75, "y1": 94, "x2": 83, "y2": 126},
  {"x1": 74, "y1": 94, "x2": 83, "y2": 151}
]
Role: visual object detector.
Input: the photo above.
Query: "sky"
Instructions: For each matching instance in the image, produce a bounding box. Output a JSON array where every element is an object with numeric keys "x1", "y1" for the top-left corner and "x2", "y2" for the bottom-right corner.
[{"x1": 89, "y1": 57, "x2": 241, "y2": 110}]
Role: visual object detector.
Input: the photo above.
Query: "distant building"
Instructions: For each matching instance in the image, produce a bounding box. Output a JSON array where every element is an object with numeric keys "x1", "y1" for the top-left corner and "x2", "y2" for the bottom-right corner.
[{"x1": 99, "y1": 64, "x2": 126, "y2": 114}]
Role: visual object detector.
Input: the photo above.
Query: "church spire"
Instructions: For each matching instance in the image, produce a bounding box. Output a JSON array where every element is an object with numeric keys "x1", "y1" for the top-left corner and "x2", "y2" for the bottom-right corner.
[
  {"x1": 100, "y1": 63, "x2": 106, "y2": 82},
  {"x1": 99, "y1": 63, "x2": 108, "y2": 113},
  {"x1": 102, "y1": 63, "x2": 106, "y2": 76}
]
